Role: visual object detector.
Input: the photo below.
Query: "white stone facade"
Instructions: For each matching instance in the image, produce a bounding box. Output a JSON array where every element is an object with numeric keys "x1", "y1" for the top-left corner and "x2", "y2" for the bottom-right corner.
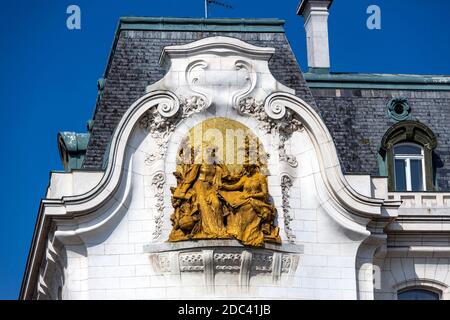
[{"x1": 21, "y1": 36, "x2": 450, "y2": 300}]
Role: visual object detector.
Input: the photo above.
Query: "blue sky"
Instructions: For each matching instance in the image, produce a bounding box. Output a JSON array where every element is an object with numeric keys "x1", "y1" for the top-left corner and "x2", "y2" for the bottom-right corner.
[{"x1": 0, "y1": 0, "x2": 449, "y2": 299}]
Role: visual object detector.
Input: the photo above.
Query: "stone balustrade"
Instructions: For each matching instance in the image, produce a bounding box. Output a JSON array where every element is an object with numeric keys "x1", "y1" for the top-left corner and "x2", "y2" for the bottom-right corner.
[{"x1": 387, "y1": 192, "x2": 450, "y2": 215}]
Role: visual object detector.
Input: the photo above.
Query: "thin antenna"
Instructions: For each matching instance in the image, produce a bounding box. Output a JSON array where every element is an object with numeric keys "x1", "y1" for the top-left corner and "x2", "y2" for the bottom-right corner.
[
  {"x1": 209, "y1": 0, "x2": 233, "y2": 9},
  {"x1": 204, "y1": 0, "x2": 233, "y2": 19}
]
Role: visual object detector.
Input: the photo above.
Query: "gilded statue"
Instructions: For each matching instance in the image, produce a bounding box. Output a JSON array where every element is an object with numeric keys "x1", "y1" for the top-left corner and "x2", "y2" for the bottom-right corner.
[
  {"x1": 170, "y1": 145, "x2": 229, "y2": 239},
  {"x1": 169, "y1": 139, "x2": 281, "y2": 247},
  {"x1": 219, "y1": 163, "x2": 280, "y2": 246}
]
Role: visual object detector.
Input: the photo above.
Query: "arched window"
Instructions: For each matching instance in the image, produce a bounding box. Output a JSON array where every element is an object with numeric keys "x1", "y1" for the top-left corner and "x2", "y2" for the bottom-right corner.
[
  {"x1": 397, "y1": 288, "x2": 440, "y2": 300},
  {"x1": 379, "y1": 121, "x2": 437, "y2": 191}
]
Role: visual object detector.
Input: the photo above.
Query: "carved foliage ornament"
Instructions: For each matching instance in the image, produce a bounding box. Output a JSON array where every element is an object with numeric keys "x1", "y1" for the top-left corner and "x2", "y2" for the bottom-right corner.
[
  {"x1": 238, "y1": 97, "x2": 303, "y2": 167},
  {"x1": 281, "y1": 174, "x2": 296, "y2": 243},
  {"x1": 151, "y1": 172, "x2": 166, "y2": 240}
]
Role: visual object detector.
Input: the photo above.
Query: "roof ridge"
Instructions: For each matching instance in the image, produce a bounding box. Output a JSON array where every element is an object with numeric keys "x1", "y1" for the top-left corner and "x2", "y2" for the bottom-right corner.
[
  {"x1": 120, "y1": 16, "x2": 285, "y2": 24},
  {"x1": 118, "y1": 16, "x2": 286, "y2": 32}
]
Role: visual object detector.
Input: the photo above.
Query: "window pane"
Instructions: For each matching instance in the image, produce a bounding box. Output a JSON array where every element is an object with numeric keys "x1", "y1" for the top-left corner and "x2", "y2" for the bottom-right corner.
[
  {"x1": 398, "y1": 289, "x2": 439, "y2": 300},
  {"x1": 394, "y1": 145, "x2": 422, "y2": 155},
  {"x1": 394, "y1": 159, "x2": 407, "y2": 191},
  {"x1": 410, "y1": 159, "x2": 424, "y2": 191}
]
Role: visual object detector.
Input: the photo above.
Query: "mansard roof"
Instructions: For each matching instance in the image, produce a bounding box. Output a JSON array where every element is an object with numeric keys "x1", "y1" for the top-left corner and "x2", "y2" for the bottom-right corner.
[{"x1": 73, "y1": 16, "x2": 450, "y2": 190}]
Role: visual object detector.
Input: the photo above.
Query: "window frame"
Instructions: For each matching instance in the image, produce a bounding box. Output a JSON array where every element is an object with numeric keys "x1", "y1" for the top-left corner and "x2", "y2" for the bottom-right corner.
[{"x1": 393, "y1": 143, "x2": 426, "y2": 191}]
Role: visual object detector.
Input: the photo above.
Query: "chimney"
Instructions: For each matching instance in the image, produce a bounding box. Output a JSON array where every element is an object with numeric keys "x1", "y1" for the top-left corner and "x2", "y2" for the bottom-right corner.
[{"x1": 297, "y1": 0, "x2": 333, "y2": 73}]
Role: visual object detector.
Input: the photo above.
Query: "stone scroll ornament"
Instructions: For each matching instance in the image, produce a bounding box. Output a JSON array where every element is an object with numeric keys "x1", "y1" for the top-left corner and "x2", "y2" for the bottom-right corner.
[
  {"x1": 140, "y1": 96, "x2": 207, "y2": 163},
  {"x1": 238, "y1": 97, "x2": 303, "y2": 167}
]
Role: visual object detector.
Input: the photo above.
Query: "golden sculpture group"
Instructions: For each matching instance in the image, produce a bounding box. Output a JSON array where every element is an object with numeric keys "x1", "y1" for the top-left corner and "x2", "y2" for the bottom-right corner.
[{"x1": 168, "y1": 118, "x2": 281, "y2": 247}]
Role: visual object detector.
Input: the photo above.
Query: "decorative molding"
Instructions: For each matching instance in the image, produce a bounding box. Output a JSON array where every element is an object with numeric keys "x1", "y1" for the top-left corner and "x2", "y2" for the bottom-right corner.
[
  {"x1": 251, "y1": 253, "x2": 273, "y2": 272},
  {"x1": 180, "y1": 252, "x2": 204, "y2": 272},
  {"x1": 151, "y1": 172, "x2": 166, "y2": 241},
  {"x1": 214, "y1": 253, "x2": 242, "y2": 272},
  {"x1": 281, "y1": 174, "x2": 296, "y2": 243},
  {"x1": 238, "y1": 97, "x2": 302, "y2": 167}
]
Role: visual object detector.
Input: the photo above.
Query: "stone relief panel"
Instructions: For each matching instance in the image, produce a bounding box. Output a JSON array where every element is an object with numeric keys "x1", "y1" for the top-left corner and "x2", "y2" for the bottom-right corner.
[
  {"x1": 146, "y1": 241, "x2": 301, "y2": 293},
  {"x1": 167, "y1": 117, "x2": 281, "y2": 247}
]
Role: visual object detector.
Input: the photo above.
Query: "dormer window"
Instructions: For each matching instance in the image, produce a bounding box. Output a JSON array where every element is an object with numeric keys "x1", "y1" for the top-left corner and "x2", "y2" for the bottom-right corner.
[
  {"x1": 393, "y1": 143, "x2": 425, "y2": 191},
  {"x1": 379, "y1": 121, "x2": 437, "y2": 192}
]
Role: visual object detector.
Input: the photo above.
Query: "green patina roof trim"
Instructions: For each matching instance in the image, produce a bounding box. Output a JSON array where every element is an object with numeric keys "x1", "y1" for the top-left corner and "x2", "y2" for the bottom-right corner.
[
  {"x1": 57, "y1": 120, "x2": 93, "y2": 172},
  {"x1": 304, "y1": 72, "x2": 450, "y2": 90},
  {"x1": 58, "y1": 132, "x2": 90, "y2": 152},
  {"x1": 119, "y1": 17, "x2": 285, "y2": 32},
  {"x1": 58, "y1": 132, "x2": 90, "y2": 172}
]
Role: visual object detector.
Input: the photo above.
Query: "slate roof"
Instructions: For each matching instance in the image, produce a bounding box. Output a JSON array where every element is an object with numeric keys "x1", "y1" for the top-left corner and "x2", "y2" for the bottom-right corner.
[{"x1": 80, "y1": 17, "x2": 450, "y2": 191}]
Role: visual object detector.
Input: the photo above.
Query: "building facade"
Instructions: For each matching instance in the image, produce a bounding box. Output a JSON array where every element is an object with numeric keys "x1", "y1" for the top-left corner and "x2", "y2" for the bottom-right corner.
[{"x1": 21, "y1": 0, "x2": 450, "y2": 300}]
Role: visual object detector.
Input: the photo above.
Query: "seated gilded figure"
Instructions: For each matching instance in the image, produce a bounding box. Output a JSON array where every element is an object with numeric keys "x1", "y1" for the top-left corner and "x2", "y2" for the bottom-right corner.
[
  {"x1": 219, "y1": 163, "x2": 281, "y2": 246},
  {"x1": 169, "y1": 141, "x2": 281, "y2": 247}
]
